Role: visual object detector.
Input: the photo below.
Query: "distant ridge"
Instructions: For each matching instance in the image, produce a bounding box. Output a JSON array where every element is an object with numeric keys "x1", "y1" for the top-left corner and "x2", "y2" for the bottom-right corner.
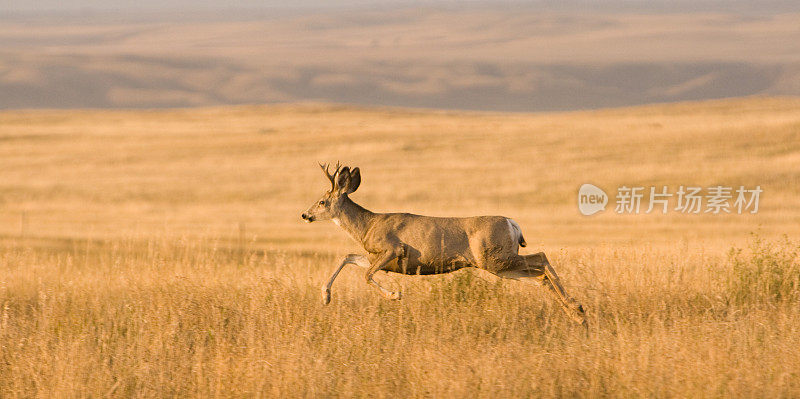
[{"x1": 1, "y1": 8, "x2": 799, "y2": 111}]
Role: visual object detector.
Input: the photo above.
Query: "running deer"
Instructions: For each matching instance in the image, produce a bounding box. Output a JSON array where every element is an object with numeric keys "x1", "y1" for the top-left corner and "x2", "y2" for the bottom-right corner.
[{"x1": 301, "y1": 163, "x2": 587, "y2": 326}]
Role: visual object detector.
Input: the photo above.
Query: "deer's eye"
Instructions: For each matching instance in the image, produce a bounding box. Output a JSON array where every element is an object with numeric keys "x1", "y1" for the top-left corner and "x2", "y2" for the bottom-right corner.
[{"x1": 319, "y1": 200, "x2": 326, "y2": 206}]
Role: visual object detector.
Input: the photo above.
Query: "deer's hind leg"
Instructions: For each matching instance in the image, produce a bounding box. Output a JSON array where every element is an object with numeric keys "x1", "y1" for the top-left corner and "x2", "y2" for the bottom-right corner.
[{"x1": 496, "y1": 252, "x2": 587, "y2": 327}]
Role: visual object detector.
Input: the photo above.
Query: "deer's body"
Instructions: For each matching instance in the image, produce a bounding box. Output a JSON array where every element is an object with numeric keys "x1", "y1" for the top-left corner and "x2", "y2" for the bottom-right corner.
[
  {"x1": 333, "y1": 195, "x2": 526, "y2": 275},
  {"x1": 302, "y1": 163, "x2": 587, "y2": 326}
]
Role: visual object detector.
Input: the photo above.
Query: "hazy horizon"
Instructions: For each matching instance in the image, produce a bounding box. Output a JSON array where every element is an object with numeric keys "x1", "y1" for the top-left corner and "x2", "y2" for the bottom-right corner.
[
  {"x1": 4, "y1": 0, "x2": 800, "y2": 13},
  {"x1": 2, "y1": 2, "x2": 799, "y2": 111}
]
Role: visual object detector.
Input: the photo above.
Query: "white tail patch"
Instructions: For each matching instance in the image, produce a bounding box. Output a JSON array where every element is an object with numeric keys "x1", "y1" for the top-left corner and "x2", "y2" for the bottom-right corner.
[{"x1": 506, "y1": 218, "x2": 527, "y2": 247}]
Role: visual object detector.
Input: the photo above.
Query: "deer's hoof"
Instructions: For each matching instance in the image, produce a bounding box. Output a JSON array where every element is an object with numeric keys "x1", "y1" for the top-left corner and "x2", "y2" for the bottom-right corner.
[
  {"x1": 321, "y1": 288, "x2": 331, "y2": 305},
  {"x1": 572, "y1": 305, "x2": 588, "y2": 328}
]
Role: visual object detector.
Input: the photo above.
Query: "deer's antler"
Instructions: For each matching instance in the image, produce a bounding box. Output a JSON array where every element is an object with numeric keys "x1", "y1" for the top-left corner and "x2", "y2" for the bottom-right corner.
[{"x1": 319, "y1": 161, "x2": 342, "y2": 190}]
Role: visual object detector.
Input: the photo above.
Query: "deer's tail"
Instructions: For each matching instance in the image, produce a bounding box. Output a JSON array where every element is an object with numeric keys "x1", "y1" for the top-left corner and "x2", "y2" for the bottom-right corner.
[{"x1": 507, "y1": 218, "x2": 527, "y2": 247}]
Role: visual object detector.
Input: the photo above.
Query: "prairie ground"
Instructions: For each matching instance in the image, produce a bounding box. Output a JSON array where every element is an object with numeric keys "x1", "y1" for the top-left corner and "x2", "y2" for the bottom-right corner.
[{"x1": 1, "y1": 97, "x2": 800, "y2": 397}]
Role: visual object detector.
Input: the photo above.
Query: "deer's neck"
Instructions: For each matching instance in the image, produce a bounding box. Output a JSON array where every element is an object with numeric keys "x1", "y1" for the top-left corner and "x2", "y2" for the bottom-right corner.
[{"x1": 332, "y1": 196, "x2": 373, "y2": 246}]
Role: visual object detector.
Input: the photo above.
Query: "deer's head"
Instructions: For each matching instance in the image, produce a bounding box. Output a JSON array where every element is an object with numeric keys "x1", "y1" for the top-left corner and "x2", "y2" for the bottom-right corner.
[{"x1": 301, "y1": 162, "x2": 361, "y2": 223}]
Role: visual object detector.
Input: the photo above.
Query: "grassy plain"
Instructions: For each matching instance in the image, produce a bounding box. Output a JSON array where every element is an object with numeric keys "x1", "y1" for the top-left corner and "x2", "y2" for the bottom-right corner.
[{"x1": 1, "y1": 97, "x2": 800, "y2": 396}]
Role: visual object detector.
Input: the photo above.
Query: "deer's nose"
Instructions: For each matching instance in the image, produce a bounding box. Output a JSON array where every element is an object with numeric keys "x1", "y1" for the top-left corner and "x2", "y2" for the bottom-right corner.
[{"x1": 301, "y1": 213, "x2": 308, "y2": 220}]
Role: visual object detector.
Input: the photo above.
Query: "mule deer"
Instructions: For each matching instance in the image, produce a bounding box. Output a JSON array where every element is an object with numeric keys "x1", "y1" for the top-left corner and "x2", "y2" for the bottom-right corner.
[{"x1": 301, "y1": 163, "x2": 587, "y2": 326}]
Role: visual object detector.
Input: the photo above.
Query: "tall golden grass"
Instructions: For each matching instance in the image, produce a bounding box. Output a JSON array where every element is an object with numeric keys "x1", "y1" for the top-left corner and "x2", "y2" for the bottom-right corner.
[{"x1": 1, "y1": 97, "x2": 799, "y2": 396}]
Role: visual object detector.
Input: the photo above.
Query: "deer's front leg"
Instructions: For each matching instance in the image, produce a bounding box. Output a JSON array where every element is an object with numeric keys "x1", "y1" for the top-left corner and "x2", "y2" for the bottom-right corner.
[
  {"x1": 322, "y1": 254, "x2": 369, "y2": 305},
  {"x1": 365, "y1": 248, "x2": 403, "y2": 300}
]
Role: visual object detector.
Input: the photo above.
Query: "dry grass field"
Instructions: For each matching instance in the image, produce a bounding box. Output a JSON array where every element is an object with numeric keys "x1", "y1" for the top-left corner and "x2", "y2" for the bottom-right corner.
[{"x1": 1, "y1": 96, "x2": 800, "y2": 397}]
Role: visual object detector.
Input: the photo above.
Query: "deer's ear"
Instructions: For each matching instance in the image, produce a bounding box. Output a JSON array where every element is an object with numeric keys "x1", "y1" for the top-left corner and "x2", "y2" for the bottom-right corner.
[
  {"x1": 346, "y1": 167, "x2": 361, "y2": 194},
  {"x1": 335, "y1": 166, "x2": 351, "y2": 192}
]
